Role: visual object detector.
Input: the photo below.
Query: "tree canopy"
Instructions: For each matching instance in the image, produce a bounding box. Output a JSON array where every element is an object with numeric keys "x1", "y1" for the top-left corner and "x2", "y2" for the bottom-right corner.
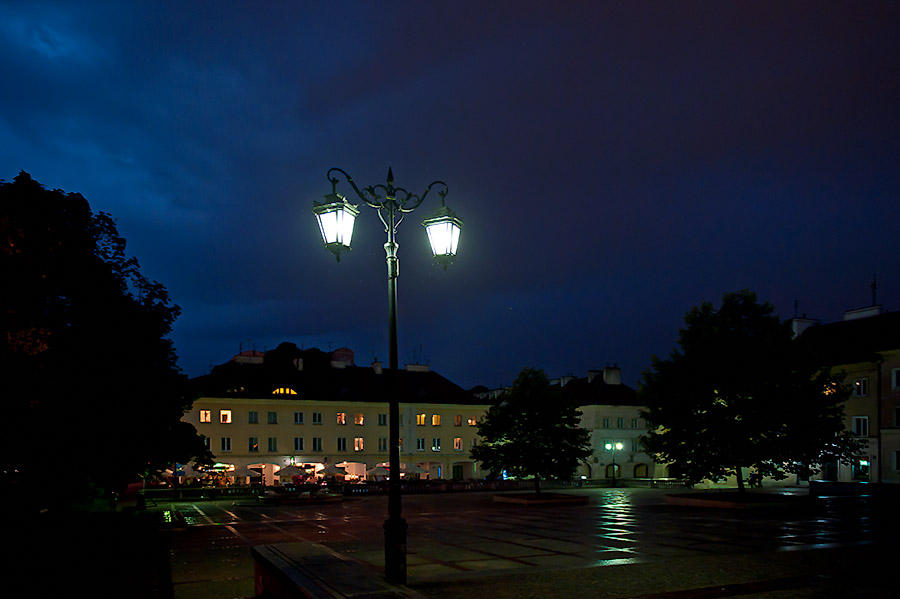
[
  {"x1": 471, "y1": 367, "x2": 591, "y2": 494},
  {"x1": 639, "y1": 290, "x2": 860, "y2": 490},
  {"x1": 1, "y1": 172, "x2": 210, "y2": 507}
]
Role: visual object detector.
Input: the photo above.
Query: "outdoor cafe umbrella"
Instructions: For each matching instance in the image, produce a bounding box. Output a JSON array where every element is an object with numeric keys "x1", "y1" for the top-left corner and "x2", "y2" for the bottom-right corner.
[
  {"x1": 318, "y1": 464, "x2": 346, "y2": 476},
  {"x1": 366, "y1": 466, "x2": 390, "y2": 480},
  {"x1": 401, "y1": 463, "x2": 425, "y2": 474},
  {"x1": 276, "y1": 465, "x2": 309, "y2": 478},
  {"x1": 231, "y1": 465, "x2": 261, "y2": 478}
]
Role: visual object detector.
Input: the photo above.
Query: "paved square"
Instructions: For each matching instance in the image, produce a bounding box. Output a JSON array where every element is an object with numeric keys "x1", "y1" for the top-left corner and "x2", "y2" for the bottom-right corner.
[{"x1": 162, "y1": 487, "x2": 886, "y2": 598}]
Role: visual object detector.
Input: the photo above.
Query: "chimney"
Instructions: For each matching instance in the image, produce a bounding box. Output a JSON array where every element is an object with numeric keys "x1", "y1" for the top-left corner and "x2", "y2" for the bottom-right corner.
[
  {"x1": 372, "y1": 360, "x2": 382, "y2": 375},
  {"x1": 587, "y1": 369, "x2": 601, "y2": 383},
  {"x1": 602, "y1": 365, "x2": 622, "y2": 385}
]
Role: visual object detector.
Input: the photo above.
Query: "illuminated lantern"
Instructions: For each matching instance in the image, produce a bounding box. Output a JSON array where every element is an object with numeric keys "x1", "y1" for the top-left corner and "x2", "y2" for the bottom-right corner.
[
  {"x1": 313, "y1": 192, "x2": 359, "y2": 261},
  {"x1": 421, "y1": 203, "x2": 462, "y2": 268}
]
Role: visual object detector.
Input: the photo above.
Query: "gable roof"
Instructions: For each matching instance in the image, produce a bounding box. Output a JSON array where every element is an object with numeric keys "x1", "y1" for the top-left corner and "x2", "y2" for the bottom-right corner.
[
  {"x1": 796, "y1": 310, "x2": 900, "y2": 366},
  {"x1": 561, "y1": 376, "x2": 641, "y2": 407},
  {"x1": 189, "y1": 345, "x2": 482, "y2": 405}
]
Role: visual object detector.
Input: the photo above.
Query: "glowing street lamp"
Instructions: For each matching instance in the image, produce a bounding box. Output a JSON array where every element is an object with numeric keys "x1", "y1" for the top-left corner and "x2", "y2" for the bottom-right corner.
[
  {"x1": 313, "y1": 190, "x2": 360, "y2": 262},
  {"x1": 312, "y1": 166, "x2": 461, "y2": 585},
  {"x1": 422, "y1": 203, "x2": 462, "y2": 269},
  {"x1": 605, "y1": 441, "x2": 624, "y2": 487}
]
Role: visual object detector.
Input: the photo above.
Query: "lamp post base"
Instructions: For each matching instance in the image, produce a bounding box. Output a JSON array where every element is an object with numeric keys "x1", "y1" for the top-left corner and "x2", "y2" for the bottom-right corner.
[{"x1": 383, "y1": 516, "x2": 408, "y2": 584}]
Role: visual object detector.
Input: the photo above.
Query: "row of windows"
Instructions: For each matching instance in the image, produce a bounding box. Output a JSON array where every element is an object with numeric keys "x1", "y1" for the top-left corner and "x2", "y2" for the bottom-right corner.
[
  {"x1": 200, "y1": 409, "x2": 479, "y2": 427},
  {"x1": 210, "y1": 436, "x2": 472, "y2": 453},
  {"x1": 852, "y1": 370, "x2": 900, "y2": 397},
  {"x1": 600, "y1": 417, "x2": 643, "y2": 429}
]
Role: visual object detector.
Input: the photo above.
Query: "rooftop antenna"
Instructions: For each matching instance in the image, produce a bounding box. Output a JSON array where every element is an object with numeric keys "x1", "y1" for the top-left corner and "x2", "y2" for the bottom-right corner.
[{"x1": 871, "y1": 273, "x2": 878, "y2": 306}]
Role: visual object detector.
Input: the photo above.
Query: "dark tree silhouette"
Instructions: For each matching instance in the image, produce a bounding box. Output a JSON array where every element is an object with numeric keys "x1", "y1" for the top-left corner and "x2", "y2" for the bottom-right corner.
[
  {"x1": 471, "y1": 367, "x2": 591, "y2": 495},
  {"x1": 640, "y1": 290, "x2": 859, "y2": 491},
  {"x1": 1, "y1": 172, "x2": 210, "y2": 509}
]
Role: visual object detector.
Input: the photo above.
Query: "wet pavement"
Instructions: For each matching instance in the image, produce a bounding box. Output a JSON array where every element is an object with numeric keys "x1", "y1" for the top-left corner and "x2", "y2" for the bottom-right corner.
[{"x1": 161, "y1": 487, "x2": 889, "y2": 598}]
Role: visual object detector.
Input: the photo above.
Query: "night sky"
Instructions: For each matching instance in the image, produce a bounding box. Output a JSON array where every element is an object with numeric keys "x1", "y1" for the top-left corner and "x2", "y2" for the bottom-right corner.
[{"x1": 2, "y1": 2, "x2": 899, "y2": 390}]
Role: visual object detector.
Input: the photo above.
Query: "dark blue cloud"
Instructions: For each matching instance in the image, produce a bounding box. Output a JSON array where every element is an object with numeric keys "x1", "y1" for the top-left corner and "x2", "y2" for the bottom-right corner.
[{"x1": 2, "y1": 1, "x2": 899, "y2": 388}]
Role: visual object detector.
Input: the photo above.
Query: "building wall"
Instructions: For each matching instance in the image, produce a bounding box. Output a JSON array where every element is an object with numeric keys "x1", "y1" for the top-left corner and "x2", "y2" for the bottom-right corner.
[
  {"x1": 876, "y1": 349, "x2": 900, "y2": 483},
  {"x1": 184, "y1": 396, "x2": 488, "y2": 480},
  {"x1": 577, "y1": 405, "x2": 662, "y2": 480}
]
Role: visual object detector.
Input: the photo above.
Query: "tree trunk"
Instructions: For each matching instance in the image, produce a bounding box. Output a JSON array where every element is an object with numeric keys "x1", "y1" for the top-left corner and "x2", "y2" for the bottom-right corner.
[
  {"x1": 534, "y1": 477, "x2": 541, "y2": 497},
  {"x1": 735, "y1": 466, "x2": 745, "y2": 493}
]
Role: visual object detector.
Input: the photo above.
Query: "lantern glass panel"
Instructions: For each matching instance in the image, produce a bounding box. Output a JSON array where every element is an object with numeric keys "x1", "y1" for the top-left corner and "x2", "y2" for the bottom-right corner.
[
  {"x1": 425, "y1": 220, "x2": 460, "y2": 256},
  {"x1": 315, "y1": 205, "x2": 356, "y2": 247}
]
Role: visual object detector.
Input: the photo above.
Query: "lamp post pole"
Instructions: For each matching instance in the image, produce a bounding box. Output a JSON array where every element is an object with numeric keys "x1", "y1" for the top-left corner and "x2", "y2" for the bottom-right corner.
[
  {"x1": 606, "y1": 442, "x2": 623, "y2": 488},
  {"x1": 313, "y1": 167, "x2": 461, "y2": 585}
]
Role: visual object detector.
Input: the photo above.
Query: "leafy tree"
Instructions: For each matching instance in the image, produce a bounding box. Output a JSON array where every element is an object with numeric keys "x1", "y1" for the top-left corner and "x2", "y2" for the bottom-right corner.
[
  {"x1": 471, "y1": 367, "x2": 591, "y2": 495},
  {"x1": 1, "y1": 172, "x2": 211, "y2": 509},
  {"x1": 640, "y1": 290, "x2": 859, "y2": 491}
]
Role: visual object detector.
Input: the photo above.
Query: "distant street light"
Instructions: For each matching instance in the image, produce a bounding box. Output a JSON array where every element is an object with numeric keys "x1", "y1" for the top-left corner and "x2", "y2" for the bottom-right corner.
[
  {"x1": 313, "y1": 167, "x2": 462, "y2": 585},
  {"x1": 605, "y1": 441, "x2": 624, "y2": 487}
]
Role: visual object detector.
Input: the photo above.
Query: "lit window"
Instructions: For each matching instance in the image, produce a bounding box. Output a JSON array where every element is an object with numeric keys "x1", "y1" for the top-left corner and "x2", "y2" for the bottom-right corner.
[
  {"x1": 453, "y1": 437, "x2": 462, "y2": 451},
  {"x1": 432, "y1": 414, "x2": 441, "y2": 426},
  {"x1": 853, "y1": 378, "x2": 869, "y2": 397},
  {"x1": 432, "y1": 438, "x2": 441, "y2": 452},
  {"x1": 312, "y1": 437, "x2": 322, "y2": 452},
  {"x1": 378, "y1": 413, "x2": 387, "y2": 426},
  {"x1": 272, "y1": 387, "x2": 297, "y2": 396},
  {"x1": 294, "y1": 437, "x2": 303, "y2": 452},
  {"x1": 220, "y1": 410, "x2": 232, "y2": 424},
  {"x1": 454, "y1": 415, "x2": 462, "y2": 426},
  {"x1": 248, "y1": 411, "x2": 259, "y2": 424},
  {"x1": 852, "y1": 416, "x2": 869, "y2": 437},
  {"x1": 199, "y1": 410, "x2": 211, "y2": 423},
  {"x1": 294, "y1": 411, "x2": 304, "y2": 424},
  {"x1": 268, "y1": 437, "x2": 277, "y2": 452},
  {"x1": 354, "y1": 437, "x2": 364, "y2": 451},
  {"x1": 249, "y1": 437, "x2": 259, "y2": 452},
  {"x1": 416, "y1": 413, "x2": 426, "y2": 426},
  {"x1": 337, "y1": 412, "x2": 346, "y2": 425},
  {"x1": 312, "y1": 412, "x2": 322, "y2": 425},
  {"x1": 354, "y1": 413, "x2": 365, "y2": 425},
  {"x1": 220, "y1": 437, "x2": 231, "y2": 452},
  {"x1": 267, "y1": 411, "x2": 278, "y2": 424},
  {"x1": 378, "y1": 437, "x2": 388, "y2": 452},
  {"x1": 416, "y1": 438, "x2": 425, "y2": 451},
  {"x1": 337, "y1": 437, "x2": 347, "y2": 451},
  {"x1": 467, "y1": 417, "x2": 477, "y2": 426}
]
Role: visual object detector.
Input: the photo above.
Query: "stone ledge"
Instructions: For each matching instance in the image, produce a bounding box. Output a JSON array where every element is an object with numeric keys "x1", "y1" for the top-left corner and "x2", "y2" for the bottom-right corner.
[{"x1": 252, "y1": 542, "x2": 423, "y2": 599}]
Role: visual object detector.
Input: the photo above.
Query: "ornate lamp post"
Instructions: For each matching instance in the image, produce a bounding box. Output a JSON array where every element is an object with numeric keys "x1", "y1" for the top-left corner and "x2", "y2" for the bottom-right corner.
[
  {"x1": 313, "y1": 167, "x2": 462, "y2": 584},
  {"x1": 605, "y1": 441, "x2": 624, "y2": 487}
]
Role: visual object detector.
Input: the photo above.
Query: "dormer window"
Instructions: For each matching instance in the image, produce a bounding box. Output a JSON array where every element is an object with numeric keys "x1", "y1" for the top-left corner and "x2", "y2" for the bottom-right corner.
[{"x1": 272, "y1": 387, "x2": 297, "y2": 396}]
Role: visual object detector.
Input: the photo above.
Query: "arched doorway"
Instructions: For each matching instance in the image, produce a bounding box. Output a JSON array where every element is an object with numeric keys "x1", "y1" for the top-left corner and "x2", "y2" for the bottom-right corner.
[
  {"x1": 633, "y1": 463, "x2": 648, "y2": 478},
  {"x1": 605, "y1": 464, "x2": 620, "y2": 479}
]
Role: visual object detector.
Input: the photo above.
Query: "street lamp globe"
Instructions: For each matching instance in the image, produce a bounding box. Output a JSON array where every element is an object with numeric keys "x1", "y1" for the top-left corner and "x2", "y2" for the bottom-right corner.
[
  {"x1": 615, "y1": 442, "x2": 623, "y2": 451},
  {"x1": 422, "y1": 204, "x2": 462, "y2": 268},
  {"x1": 313, "y1": 192, "x2": 359, "y2": 261}
]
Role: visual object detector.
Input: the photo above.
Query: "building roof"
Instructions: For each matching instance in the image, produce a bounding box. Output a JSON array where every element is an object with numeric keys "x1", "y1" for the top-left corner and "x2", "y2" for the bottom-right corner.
[
  {"x1": 796, "y1": 310, "x2": 900, "y2": 366},
  {"x1": 190, "y1": 343, "x2": 483, "y2": 405},
  {"x1": 561, "y1": 376, "x2": 641, "y2": 407}
]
